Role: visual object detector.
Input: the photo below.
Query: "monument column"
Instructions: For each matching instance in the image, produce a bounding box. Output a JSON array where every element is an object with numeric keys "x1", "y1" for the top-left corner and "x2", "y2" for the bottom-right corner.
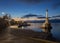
[{"x1": 41, "y1": 9, "x2": 52, "y2": 33}]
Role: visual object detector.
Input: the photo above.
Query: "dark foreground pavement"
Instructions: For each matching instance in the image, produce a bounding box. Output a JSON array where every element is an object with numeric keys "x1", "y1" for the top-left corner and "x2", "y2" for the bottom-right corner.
[{"x1": 0, "y1": 28, "x2": 59, "y2": 43}]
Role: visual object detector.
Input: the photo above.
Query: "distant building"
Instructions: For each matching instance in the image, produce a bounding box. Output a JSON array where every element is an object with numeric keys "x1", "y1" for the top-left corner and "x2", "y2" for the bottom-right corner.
[{"x1": 12, "y1": 17, "x2": 22, "y2": 21}]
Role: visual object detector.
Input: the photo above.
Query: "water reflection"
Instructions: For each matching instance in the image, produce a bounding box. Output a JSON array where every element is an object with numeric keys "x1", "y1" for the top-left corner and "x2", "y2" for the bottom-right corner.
[
  {"x1": 24, "y1": 23, "x2": 60, "y2": 41},
  {"x1": 51, "y1": 23, "x2": 60, "y2": 41}
]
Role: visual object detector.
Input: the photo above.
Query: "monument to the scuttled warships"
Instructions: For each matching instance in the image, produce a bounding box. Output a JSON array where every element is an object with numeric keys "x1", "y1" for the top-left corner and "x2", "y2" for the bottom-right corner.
[{"x1": 41, "y1": 9, "x2": 52, "y2": 34}]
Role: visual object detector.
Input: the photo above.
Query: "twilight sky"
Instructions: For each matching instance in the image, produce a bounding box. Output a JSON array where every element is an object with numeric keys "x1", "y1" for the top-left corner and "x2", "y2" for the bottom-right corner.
[{"x1": 0, "y1": 0, "x2": 60, "y2": 17}]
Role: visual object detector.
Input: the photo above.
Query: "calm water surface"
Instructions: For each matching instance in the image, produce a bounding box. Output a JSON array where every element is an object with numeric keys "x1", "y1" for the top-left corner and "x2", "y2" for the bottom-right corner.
[
  {"x1": 27, "y1": 23, "x2": 60, "y2": 40},
  {"x1": 25, "y1": 23, "x2": 60, "y2": 40}
]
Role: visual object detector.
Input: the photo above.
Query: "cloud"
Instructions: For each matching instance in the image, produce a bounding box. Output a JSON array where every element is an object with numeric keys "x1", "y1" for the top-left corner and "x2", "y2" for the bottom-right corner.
[
  {"x1": 17, "y1": 0, "x2": 51, "y2": 4},
  {"x1": 17, "y1": 0, "x2": 60, "y2": 9}
]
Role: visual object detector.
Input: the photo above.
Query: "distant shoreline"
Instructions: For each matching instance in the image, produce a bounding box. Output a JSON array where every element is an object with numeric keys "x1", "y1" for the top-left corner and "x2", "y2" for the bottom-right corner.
[{"x1": 25, "y1": 19, "x2": 60, "y2": 23}]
